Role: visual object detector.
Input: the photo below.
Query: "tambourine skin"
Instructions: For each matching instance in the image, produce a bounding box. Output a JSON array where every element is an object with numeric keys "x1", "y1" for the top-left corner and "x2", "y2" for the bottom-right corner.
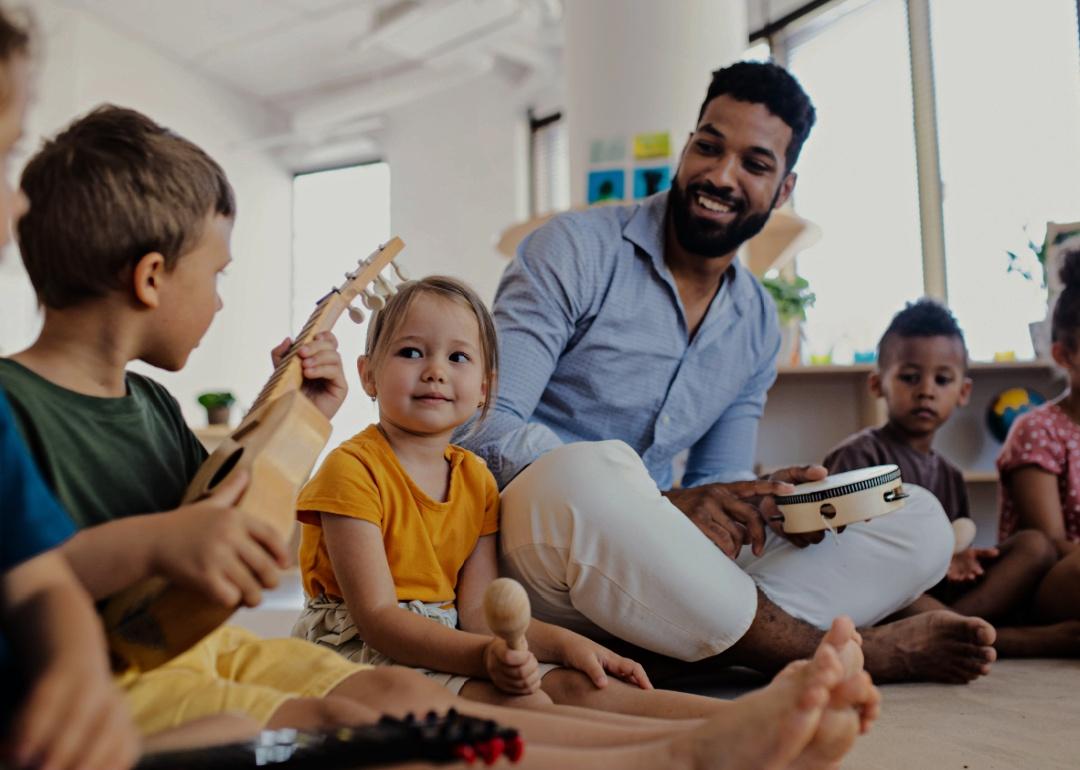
[{"x1": 776, "y1": 465, "x2": 907, "y2": 534}]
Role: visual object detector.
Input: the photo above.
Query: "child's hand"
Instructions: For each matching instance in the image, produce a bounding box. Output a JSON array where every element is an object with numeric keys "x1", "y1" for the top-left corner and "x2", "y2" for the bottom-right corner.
[
  {"x1": 483, "y1": 637, "x2": 542, "y2": 695},
  {"x1": 947, "y1": 546, "x2": 1000, "y2": 582},
  {"x1": 272, "y1": 331, "x2": 348, "y2": 420},
  {"x1": 9, "y1": 651, "x2": 140, "y2": 770},
  {"x1": 150, "y1": 470, "x2": 288, "y2": 607},
  {"x1": 556, "y1": 632, "x2": 653, "y2": 690}
]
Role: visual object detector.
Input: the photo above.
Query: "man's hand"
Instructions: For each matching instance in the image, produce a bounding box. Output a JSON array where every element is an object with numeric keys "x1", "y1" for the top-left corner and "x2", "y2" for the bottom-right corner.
[
  {"x1": 947, "y1": 547, "x2": 1000, "y2": 583},
  {"x1": 759, "y1": 464, "x2": 830, "y2": 548},
  {"x1": 555, "y1": 631, "x2": 653, "y2": 691},
  {"x1": 148, "y1": 471, "x2": 288, "y2": 608},
  {"x1": 663, "y1": 478, "x2": 795, "y2": 558},
  {"x1": 9, "y1": 646, "x2": 140, "y2": 770},
  {"x1": 483, "y1": 637, "x2": 541, "y2": 695},
  {"x1": 271, "y1": 331, "x2": 348, "y2": 420}
]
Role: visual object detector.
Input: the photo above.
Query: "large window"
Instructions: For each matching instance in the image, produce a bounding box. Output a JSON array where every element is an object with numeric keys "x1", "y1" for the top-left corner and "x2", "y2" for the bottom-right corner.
[
  {"x1": 932, "y1": 0, "x2": 1080, "y2": 359},
  {"x1": 773, "y1": 0, "x2": 1080, "y2": 362},
  {"x1": 785, "y1": 0, "x2": 925, "y2": 362},
  {"x1": 292, "y1": 162, "x2": 391, "y2": 456}
]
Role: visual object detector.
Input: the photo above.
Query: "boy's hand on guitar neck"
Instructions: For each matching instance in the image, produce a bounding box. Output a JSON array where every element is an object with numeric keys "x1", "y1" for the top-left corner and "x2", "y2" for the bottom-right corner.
[
  {"x1": 149, "y1": 471, "x2": 288, "y2": 608},
  {"x1": 271, "y1": 331, "x2": 348, "y2": 420}
]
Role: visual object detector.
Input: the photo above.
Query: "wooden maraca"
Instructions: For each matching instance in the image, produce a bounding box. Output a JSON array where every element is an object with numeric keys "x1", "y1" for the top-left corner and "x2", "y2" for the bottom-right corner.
[{"x1": 483, "y1": 578, "x2": 531, "y2": 651}]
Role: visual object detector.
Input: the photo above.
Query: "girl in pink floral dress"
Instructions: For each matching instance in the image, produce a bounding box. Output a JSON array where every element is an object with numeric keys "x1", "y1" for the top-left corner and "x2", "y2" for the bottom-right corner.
[{"x1": 998, "y1": 248, "x2": 1080, "y2": 629}]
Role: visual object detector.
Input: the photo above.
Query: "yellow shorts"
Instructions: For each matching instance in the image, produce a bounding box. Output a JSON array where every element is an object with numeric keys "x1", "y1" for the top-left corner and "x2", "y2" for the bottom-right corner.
[{"x1": 117, "y1": 625, "x2": 369, "y2": 735}]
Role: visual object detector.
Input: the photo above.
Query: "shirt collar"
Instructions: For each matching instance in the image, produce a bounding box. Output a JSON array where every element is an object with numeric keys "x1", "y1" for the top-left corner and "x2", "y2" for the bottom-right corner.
[{"x1": 623, "y1": 189, "x2": 756, "y2": 316}]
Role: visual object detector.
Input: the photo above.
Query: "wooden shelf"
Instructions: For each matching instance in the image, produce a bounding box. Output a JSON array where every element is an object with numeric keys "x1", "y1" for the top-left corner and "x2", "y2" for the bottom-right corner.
[{"x1": 777, "y1": 360, "x2": 1055, "y2": 377}]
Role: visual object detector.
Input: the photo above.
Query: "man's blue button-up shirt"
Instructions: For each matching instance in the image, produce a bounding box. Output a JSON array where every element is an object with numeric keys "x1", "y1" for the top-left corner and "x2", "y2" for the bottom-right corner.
[{"x1": 456, "y1": 190, "x2": 781, "y2": 490}]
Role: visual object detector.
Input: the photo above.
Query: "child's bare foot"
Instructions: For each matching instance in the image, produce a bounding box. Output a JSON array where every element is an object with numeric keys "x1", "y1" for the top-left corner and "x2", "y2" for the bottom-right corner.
[
  {"x1": 675, "y1": 640, "x2": 844, "y2": 770},
  {"x1": 788, "y1": 705, "x2": 861, "y2": 770},
  {"x1": 862, "y1": 610, "x2": 996, "y2": 683},
  {"x1": 820, "y1": 616, "x2": 880, "y2": 733},
  {"x1": 821, "y1": 615, "x2": 863, "y2": 679}
]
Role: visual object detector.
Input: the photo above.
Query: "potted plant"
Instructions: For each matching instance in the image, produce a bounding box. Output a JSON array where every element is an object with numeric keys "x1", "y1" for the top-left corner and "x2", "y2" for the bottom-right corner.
[
  {"x1": 197, "y1": 391, "x2": 236, "y2": 426},
  {"x1": 762, "y1": 274, "x2": 816, "y2": 367},
  {"x1": 1007, "y1": 225, "x2": 1080, "y2": 359}
]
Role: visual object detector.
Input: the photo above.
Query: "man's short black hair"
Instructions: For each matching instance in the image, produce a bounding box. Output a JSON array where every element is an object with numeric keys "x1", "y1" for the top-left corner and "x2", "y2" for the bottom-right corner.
[
  {"x1": 877, "y1": 298, "x2": 968, "y2": 367},
  {"x1": 697, "y1": 61, "x2": 816, "y2": 173}
]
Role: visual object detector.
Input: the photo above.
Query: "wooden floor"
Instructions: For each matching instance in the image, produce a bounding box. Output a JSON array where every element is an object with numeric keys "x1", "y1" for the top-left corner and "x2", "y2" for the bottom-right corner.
[{"x1": 846, "y1": 659, "x2": 1080, "y2": 769}]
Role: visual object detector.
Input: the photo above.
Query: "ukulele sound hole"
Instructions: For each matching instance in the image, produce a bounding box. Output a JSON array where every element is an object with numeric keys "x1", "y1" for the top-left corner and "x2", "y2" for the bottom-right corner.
[
  {"x1": 819, "y1": 503, "x2": 837, "y2": 520},
  {"x1": 208, "y1": 448, "x2": 244, "y2": 490}
]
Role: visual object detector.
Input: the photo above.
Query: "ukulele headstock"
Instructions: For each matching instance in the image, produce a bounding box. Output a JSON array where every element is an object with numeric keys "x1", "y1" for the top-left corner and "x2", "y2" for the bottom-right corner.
[{"x1": 329, "y1": 237, "x2": 409, "y2": 324}]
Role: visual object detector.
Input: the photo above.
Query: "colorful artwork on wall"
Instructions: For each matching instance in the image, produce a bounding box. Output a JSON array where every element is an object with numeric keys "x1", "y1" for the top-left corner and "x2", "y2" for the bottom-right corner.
[
  {"x1": 589, "y1": 137, "x2": 627, "y2": 164},
  {"x1": 587, "y1": 169, "x2": 625, "y2": 204},
  {"x1": 633, "y1": 166, "x2": 671, "y2": 199},
  {"x1": 632, "y1": 131, "x2": 671, "y2": 160}
]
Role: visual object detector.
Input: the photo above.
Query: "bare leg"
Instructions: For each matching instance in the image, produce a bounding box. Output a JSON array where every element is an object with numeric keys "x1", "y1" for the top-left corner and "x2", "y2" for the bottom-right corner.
[
  {"x1": 266, "y1": 695, "x2": 380, "y2": 732},
  {"x1": 540, "y1": 667, "x2": 724, "y2": 719},
  {"x1": 143, "y1": 714, "x2": 261, "y2": 752},
  {"x1": 1034, "y1": 550, "x2": 1080, "y2": 622},
  {"x1": 950, "y1": 531, "x2": 1056, "y2": 621},
  {"x1": 995, "y1": 621, "x2": 1080, "y2": 657}
]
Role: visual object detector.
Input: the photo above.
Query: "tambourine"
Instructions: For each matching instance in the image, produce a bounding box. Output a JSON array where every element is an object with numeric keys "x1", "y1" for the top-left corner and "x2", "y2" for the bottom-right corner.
[{"x1": 774, "y1": 464, "x2": 908, "y2": 534}]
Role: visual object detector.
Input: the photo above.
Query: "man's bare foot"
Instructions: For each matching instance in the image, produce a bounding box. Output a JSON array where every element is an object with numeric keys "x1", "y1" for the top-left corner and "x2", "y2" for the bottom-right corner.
[
  {"x1": 862, "y1": 610, "x2": 996, "y2": 683},
  {"x1": 675, "y1": 635, "x2": 845, "y2": 770},
  {"x1": 995, "y1": 620, "x2": 1080, "y2": 658}
]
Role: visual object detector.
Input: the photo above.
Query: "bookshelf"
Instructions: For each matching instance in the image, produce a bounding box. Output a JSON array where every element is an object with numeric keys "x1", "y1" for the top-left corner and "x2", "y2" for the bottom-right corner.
[{"x1": 757, "y1": 360, "x2": 1062, "y2": 545}]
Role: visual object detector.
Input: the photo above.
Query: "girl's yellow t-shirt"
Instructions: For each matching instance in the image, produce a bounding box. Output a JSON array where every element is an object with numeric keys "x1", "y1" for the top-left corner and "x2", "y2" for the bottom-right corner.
[{"x1": 296, "y1": 424, "x2": 499, "y2": 606}]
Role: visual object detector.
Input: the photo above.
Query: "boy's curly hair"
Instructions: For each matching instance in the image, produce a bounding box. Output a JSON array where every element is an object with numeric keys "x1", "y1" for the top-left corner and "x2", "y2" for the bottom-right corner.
[{"x1": 877, "y1": 298, "x2": 968, "y2": 367}]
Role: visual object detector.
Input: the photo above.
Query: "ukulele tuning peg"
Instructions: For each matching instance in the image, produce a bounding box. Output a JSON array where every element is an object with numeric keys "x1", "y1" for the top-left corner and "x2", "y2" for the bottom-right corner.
[
  {"x1": 373, "y1": 274, "x2": 394, "y2": 298},
  {"x1": 361, "y1": 289, "x2": 385, "y2": 311},
  {"x1": 390, "y1": 261, "x2": 410, "y2": 283},
  {"x1": 347, "y1": 304, "x2": 366, "y2": 324}
]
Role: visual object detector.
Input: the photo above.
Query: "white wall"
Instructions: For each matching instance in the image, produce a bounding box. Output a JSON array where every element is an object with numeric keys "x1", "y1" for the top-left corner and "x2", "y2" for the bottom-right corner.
[
  {"x1": 0, "y1": 1, "x2": 294, "y2": 425},
  {"x1": 379, "y1": 70, "x2": 532, "y2": 305}
]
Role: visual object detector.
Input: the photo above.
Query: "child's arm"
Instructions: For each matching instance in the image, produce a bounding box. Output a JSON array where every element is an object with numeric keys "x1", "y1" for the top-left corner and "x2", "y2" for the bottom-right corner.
[
  {"x1": 457, "y1": 536, "x2": 652, "y2": 691},
  {"x1": 271, "y1": 330, "x2": 348, "y2": 421},
  {"x1": 2, "y1": 550, "x2": 140, "y2": 770},
  {"x1": 323, "y1": 516, "x2": 537, "y2": 693},
  {"x1": 61, "y1": 471, "x2": 287, "y2": 603},
  {"x1": 1006, "y1": 466, "x2": 1080, "y2": 557}
]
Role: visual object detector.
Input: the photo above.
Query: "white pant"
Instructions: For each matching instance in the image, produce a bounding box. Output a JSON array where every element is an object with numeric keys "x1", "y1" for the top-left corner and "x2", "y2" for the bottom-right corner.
[{"x1": 499, "y1": 440, "x2": 954, "y2": 662}]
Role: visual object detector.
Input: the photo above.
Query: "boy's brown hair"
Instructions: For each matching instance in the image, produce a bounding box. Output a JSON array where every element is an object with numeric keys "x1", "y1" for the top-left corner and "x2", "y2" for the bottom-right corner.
[
  {"x1": 17, "y1": 105, "x2": 236, "y2": 309},
  {"x1": 365, "y1": 275, "x2": 499, "y2": 421}
]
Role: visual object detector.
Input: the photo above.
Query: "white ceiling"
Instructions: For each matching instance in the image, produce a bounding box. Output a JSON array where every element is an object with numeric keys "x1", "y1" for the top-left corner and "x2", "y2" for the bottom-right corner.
[{"x1": 59, "y1": 0, "x2": 564, "y2": 144}]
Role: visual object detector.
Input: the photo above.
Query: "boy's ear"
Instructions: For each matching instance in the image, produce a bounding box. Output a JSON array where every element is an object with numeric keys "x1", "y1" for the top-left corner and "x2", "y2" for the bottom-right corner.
[
  {"x1": 868, "y1": 370, "x2": 883, "y2": 398},
  {"x1": 357, "y1": 356, "x2": 377, "y2": 398},
  {"x1": 958, "y1": 376, "x2": 973, "y2": 407},
  {"x1": 132, "y1": 252, "x2": 167, "y2": 309}
]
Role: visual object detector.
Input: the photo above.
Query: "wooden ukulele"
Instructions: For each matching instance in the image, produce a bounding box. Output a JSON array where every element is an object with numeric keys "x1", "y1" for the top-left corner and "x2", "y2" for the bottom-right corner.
[{"x1": 102, "y1": 238, "x2": 407, "y2": 672}]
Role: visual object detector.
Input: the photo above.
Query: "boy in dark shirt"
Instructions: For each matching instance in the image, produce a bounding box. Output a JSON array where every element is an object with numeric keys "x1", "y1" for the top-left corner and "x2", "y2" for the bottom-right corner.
[{"x1": 825, "y1": 299, "x2": 1079, "y2": 657}]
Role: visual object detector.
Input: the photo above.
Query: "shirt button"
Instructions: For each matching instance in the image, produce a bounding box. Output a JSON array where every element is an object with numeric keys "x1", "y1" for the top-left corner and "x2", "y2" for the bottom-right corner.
[{"x1": 662, "y1": 415, "x2": 671, "y2": 425}]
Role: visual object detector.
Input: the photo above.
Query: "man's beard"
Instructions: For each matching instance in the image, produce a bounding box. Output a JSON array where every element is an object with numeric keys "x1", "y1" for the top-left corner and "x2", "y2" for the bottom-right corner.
[{"x1": 668, "y1": 180, "x2": 780, "y2": 258}]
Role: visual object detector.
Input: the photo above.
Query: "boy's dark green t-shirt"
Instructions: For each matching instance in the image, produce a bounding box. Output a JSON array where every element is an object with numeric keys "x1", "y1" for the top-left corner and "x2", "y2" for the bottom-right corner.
[{"x1": 0, "y1": 359, "x2": 208, "y2": 527}]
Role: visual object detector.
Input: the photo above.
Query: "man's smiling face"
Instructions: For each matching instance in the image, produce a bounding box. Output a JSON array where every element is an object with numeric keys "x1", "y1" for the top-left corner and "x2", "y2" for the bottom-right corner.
[{"x1": 669, "y1": 94, "x2": 796, "y2": 259}]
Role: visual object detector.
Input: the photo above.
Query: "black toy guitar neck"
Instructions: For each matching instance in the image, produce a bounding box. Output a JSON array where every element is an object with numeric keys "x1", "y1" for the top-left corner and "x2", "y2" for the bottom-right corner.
[{"x1": 136, "y1": 710, "x2": 523, "y2": 769}]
